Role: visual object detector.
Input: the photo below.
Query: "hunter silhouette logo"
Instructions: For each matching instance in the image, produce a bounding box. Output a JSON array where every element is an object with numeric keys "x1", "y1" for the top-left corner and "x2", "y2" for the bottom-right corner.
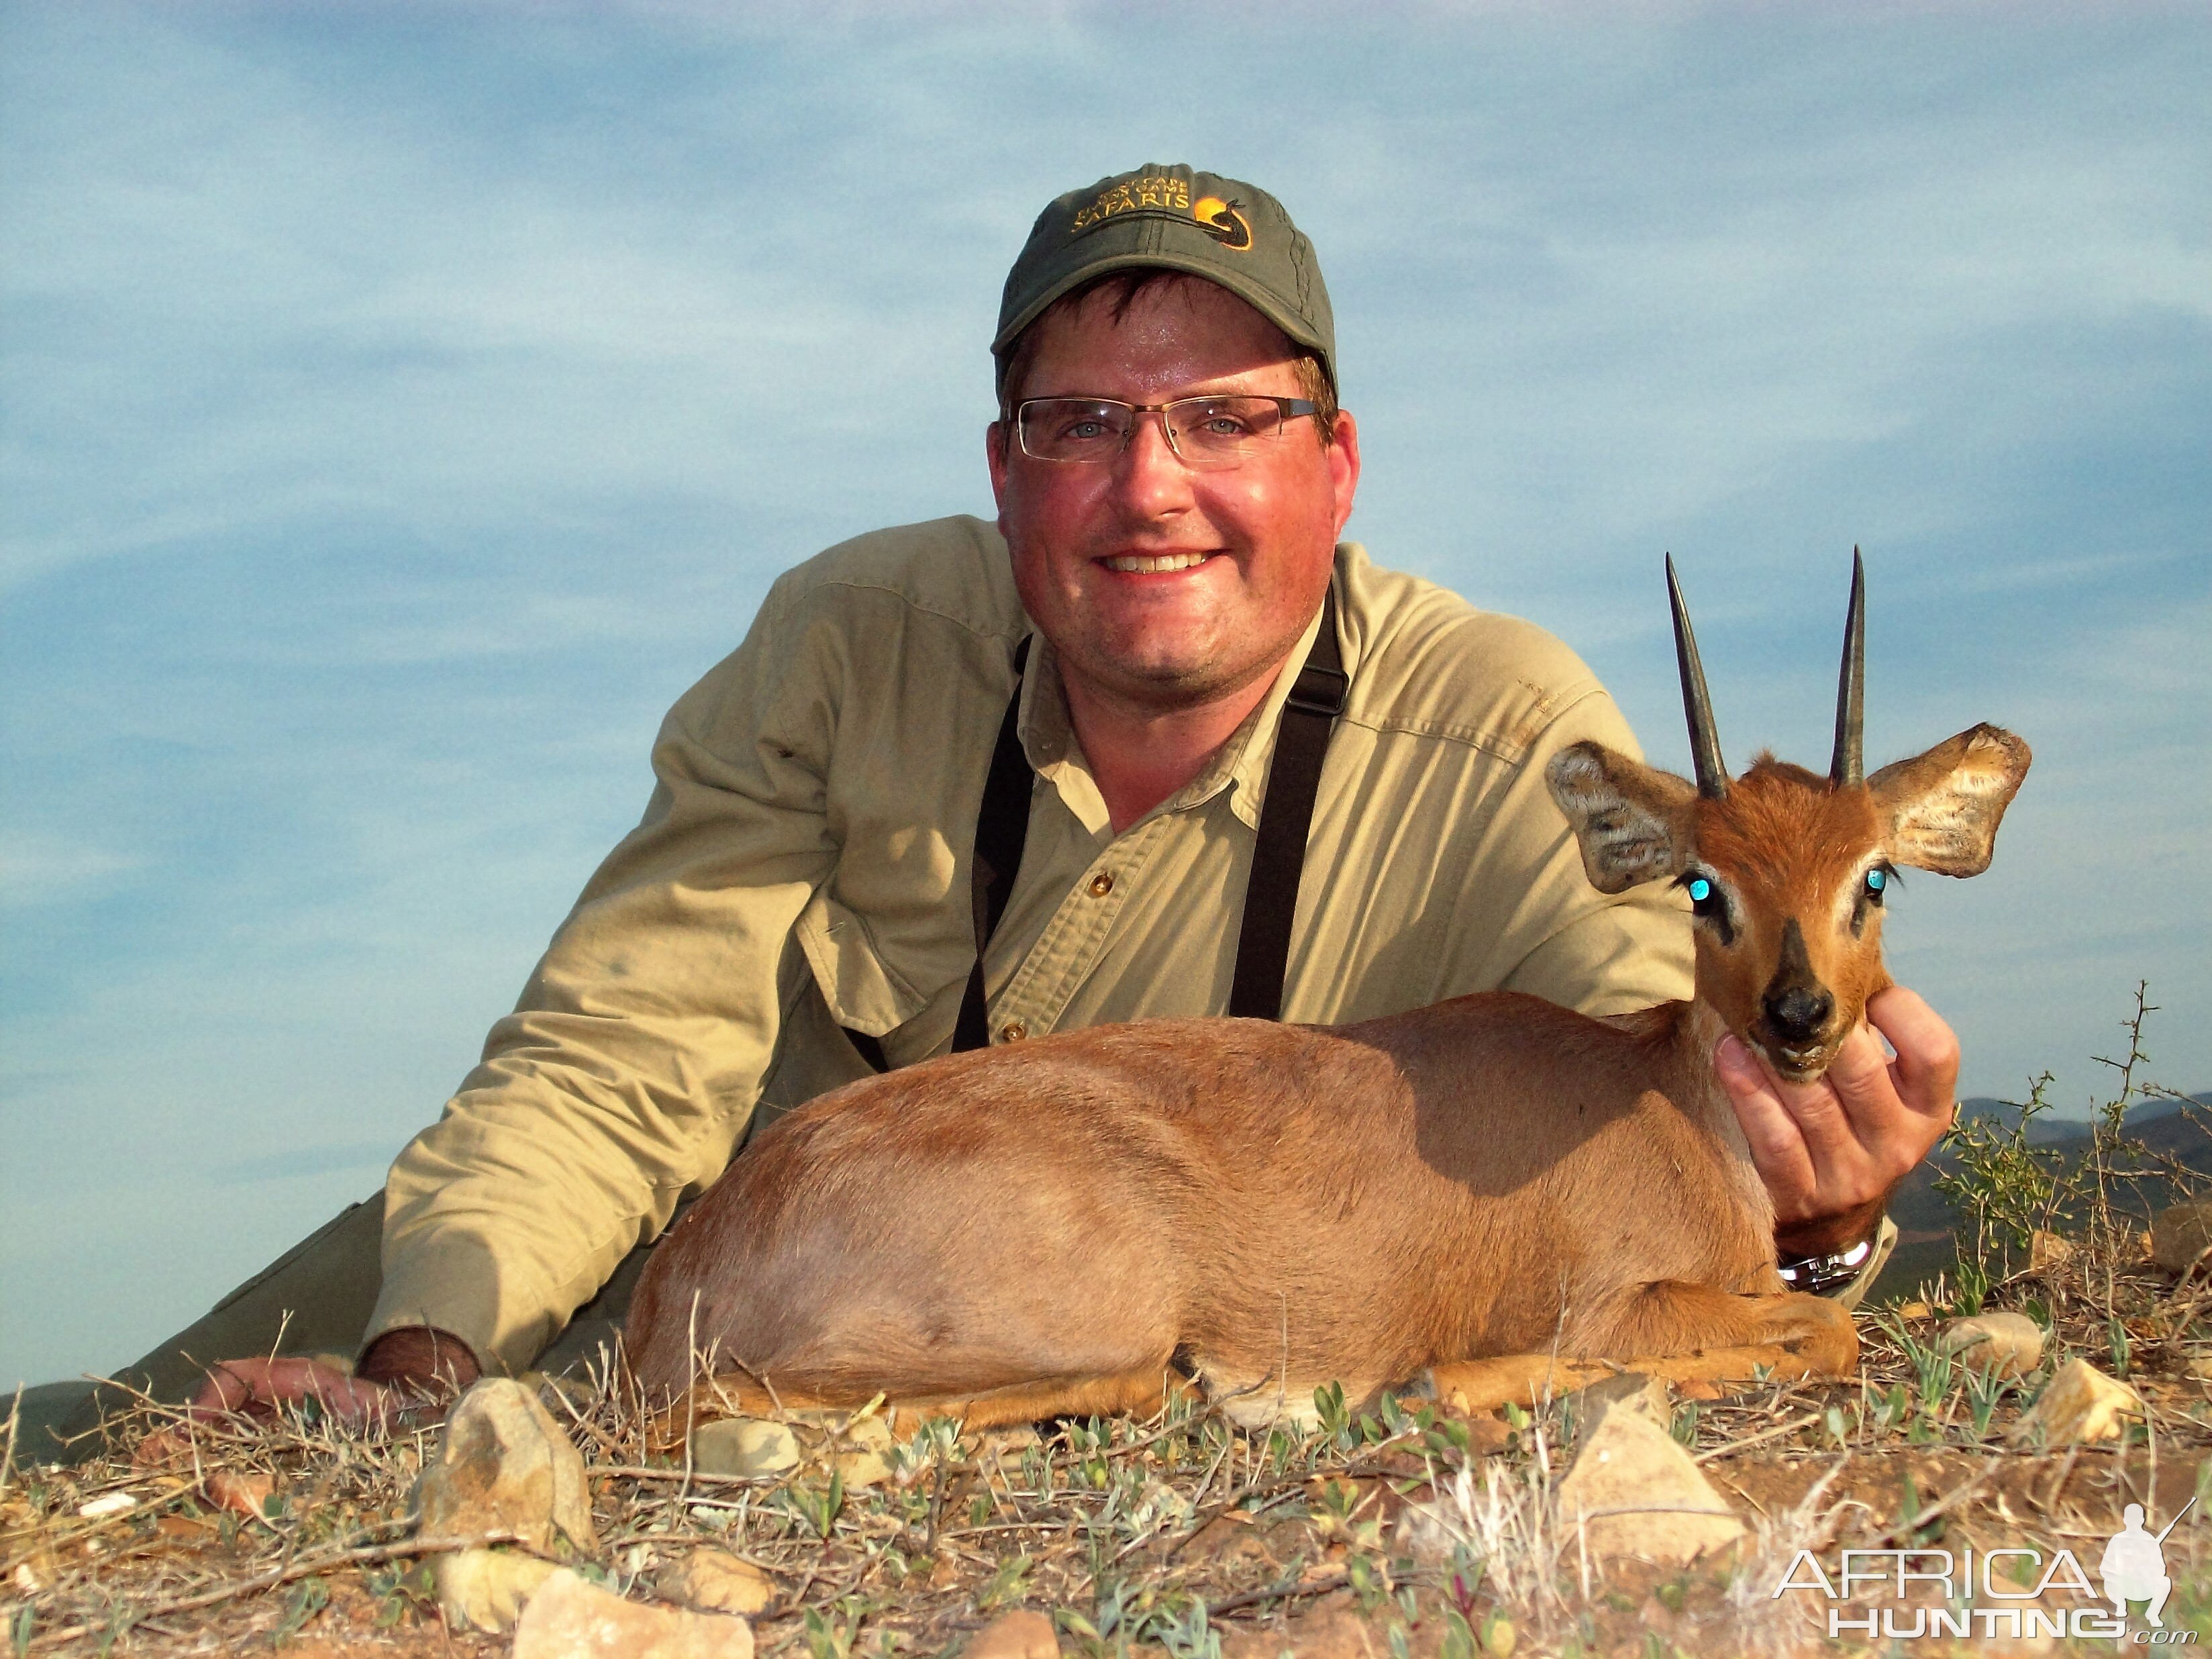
[
  {"x1": 1772, "y1": 1495, "x2": 2203, "y2": 1642},
  {"x1": 1191, "y1": 195, "x2": 1253, "y2": 250}
]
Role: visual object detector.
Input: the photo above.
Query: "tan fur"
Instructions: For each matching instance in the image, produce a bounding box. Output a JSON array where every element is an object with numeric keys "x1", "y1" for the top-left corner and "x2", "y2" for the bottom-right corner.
[{"x1": 623, "y1": 724, "x2": 2028, "y2": 1429}]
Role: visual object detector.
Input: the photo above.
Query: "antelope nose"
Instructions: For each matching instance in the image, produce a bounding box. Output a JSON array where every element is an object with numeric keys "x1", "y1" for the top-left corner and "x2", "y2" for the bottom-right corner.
[{"x1": 1763, "y1": 984, "x2": 1834, "y2": 1044}]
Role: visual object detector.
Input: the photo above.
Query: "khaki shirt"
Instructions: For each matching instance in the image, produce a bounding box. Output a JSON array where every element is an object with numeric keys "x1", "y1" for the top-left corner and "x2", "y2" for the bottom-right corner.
[{"x1": 372, "y1": 516, "x2": 1695, "y2": 1373}]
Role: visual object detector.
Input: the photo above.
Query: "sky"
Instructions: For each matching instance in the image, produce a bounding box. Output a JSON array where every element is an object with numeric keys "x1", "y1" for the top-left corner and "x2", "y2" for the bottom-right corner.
[{"x1": 3, "y1": 2, "x2": 2207, "y2": 1389}]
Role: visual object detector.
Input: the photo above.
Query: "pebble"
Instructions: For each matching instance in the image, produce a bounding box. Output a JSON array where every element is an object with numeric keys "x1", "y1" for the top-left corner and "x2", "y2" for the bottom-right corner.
[
  {"x1": 1936, "y1": 1311, "x2": 2045, "y2": 1378},
  {"x1": 414, "y1": 1377, "x2": 599, "y2": 1556},
  {"x1": 657, "y1": 1548, "x2": 776, "y2": 1615},
  {"x1": 689, "y1": 1417, "x2": 801, "y2": 1480},
  {"x1": 961, "y1": 1607, "x2": 1061, "y2": 1658},
  {"x1": 1555, "y1": 1407, "x2": 1744, "y2": 1564},
  {"x1": 513, "y1": 1568, "x2": 755, "y2": 1658},
  {"x1": 434, "y1": 1548, "x2": 558, "y2": 1633},
  {"x1": 2153, "y1": 1201, "x2": 2212, "y2": 1274},
  {"x1": 2010, "y1": 1358, "x2": 2143, "y2": 1447}
]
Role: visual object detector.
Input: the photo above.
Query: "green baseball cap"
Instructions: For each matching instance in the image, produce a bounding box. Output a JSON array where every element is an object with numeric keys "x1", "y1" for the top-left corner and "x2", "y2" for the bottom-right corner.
[{"x1": 994, "y1": 164, "x2": 1337, "y2": 393}]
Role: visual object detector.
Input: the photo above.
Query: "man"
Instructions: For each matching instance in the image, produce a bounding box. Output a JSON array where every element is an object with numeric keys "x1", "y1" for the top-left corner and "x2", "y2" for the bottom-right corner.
[{"x1": 174, "y1": 164, "x2": 1954, "y2": 1424}]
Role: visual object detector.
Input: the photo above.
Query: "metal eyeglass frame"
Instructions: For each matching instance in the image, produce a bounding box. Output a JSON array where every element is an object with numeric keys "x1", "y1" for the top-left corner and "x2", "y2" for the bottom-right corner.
[{"x1": 1013, "y1": 395, "x2": 1320, "y2": 468}]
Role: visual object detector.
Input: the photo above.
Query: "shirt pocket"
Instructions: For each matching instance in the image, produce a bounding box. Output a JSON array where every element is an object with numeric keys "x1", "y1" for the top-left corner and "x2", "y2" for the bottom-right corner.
[{"x1": 791, "y1": 886, "x2": 934, "y2": 1037}]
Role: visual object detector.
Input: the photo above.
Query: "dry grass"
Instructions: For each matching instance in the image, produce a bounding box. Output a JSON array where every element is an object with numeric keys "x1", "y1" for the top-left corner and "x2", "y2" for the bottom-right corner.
[
  {"x1": 10, "y1": 995, "x2": 2212, "y2": 1656},
  {"x1": 11, "y1": 1258, "x2": 2212, "y2": 1659}
]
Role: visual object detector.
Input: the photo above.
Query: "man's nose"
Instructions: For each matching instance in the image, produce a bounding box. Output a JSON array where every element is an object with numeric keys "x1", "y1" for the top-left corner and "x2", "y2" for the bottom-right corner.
[{"x1": 1109, "y1": 409, "x2": 1199, "y2": 510}]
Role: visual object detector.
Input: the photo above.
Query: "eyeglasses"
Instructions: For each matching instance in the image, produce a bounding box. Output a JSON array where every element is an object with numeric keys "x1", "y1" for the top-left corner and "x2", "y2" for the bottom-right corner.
[{"x1": 1013, "y1": 395, "x2": 1319, "y2": 470}]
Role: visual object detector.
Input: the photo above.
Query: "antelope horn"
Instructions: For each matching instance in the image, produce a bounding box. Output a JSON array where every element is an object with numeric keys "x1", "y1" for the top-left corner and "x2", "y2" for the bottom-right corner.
[
  {"x1": 1666, "y1": 555, "x2": 1728, "y2": 799},
  {"x1": 1829, "y1": 548, "x2": 1866, "y2": 789}
]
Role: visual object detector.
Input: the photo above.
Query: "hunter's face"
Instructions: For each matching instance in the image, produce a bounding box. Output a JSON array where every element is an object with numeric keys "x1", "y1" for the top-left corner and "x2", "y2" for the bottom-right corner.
[{"x1": 988, "y1": 277, "x2": 1359, "y2": 714}]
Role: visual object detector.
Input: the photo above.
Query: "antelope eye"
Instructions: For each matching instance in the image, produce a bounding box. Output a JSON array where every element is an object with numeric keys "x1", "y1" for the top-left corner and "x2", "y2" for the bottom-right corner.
[
  {"x1": 1677, "y1": 869, "x2": 1736, "y2": 944},
  {"x1": 1680, "y1": 873, "x2": 1723, "y2": 917},
  {"x1": 1864, "y1": 864, "x2": 1895, "y2": 903}
]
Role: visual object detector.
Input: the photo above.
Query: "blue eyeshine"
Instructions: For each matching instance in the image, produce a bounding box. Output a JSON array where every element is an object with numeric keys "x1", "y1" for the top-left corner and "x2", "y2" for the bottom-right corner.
[
  {"x1": 1688, "y1": 877, "x2": 1713, "y2": 903},
  {"x1": 1866, "y1": 868, "x2": 1887, "y2": 893}
]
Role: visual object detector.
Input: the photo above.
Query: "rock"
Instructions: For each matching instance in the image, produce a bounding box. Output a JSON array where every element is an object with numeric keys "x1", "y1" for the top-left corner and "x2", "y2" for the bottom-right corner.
[
  {"x1": 1895, "y1": 1300, "x2": 1932, "y2": 1320},
  {"x1": 203, "y1": 1470, "x2": 276, "y2": 1521},
  {"x1": 1555, "y1": 1405, "x2": 1744, "y2": 1564},
  {"x1": 2011, "y1": 1358, "x2": 2144, "y2": 1448},
  {"x1": 434, "y1": 1547, "x2": 559, "y2": 1633},
  {"x1": 2029, "y1": 1229, "x2": 2075, "y2": 1274},
  {"x1": 1572, "y1": 1371, "x2": 1671, "y2": 1427},
  {"x1": 657, "y1": 1548, "x2": 776, "y2": 1616},
  {"x1": 1938, "y1": 1312, "x2": 2046, "y2": 1378},
  {"x1": 2153, "y1": 1202, "x2": 2212, "y2": 1273},
  {"x1": 513, "y1": 1568, "x2": 754, "y2": 1658},
  {"x1": 962, "y1": 1608, "x2": 1060, "y2": 1658},
  {"x1": 689, "y1": 1417, "x2": 801, "y2": 1480},
  {"x1": 830, "y1": 1413, "x2": 897, "y2": 1489},
  {"x1": 415, "y1": 1378, "x2": 599, "y2": 1556}
]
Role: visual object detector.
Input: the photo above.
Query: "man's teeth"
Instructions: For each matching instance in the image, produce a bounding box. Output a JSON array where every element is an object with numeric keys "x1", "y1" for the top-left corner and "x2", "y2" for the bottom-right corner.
[{"x1": 1101, "y1": 552, "x2": 1209, "y2": 574}]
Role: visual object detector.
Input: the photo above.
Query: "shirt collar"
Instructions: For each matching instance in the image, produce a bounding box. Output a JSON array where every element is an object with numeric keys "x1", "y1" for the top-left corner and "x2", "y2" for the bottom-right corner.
[{"x1": 1014, "y1": 566, "x2": 1340, "y2": 839}]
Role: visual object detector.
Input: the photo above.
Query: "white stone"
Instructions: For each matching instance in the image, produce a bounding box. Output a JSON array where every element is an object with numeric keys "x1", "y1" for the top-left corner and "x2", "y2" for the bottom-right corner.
[
  {"x1": 2154, "y1": 1202, "x2": 2212, "y2": 1273},
  {"x1": 657, "y1": 1548, "x2": 776, "y2": 1615},
  {"x1": 1938, "y1": 1312, "x2": 2046, "y2": 1378},
  {"x1": 962, "y1": 1608, "x2": 1060, "y2": 1658},
  {"x1": 2011, "y1": 1358, "x2": 2143, "y2": 1448},
  {"x1": 415, "y1": 1377, "x2": 599, "y2": 1556},
  {"x1": 513, "y1": 1567, "x2": 754, "y2": 1658},
  {"x1": 1556, "y1": 1405, "x2": 1744, "y2": 1564},
  {"x1": 434, "y1": 1547, "x2": 559, "y2": 1633},
  {"x1": 689, "y1": 1417, "x2": 801, "y2": 1480}
]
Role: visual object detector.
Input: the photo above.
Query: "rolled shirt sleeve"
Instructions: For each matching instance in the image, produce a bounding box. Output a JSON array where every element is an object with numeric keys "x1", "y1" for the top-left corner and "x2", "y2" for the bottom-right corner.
[{"x1": 370, "y1": 572, "x2": 847, "y2": 1374}]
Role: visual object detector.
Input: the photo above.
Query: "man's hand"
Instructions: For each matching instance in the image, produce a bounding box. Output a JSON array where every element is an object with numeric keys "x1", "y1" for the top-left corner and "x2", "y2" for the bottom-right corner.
[
  {"x1": 179, "y1": 1327, "x2": 480, "y2": 1433},
  {"x1": 1715, "y1": 985, "x2": 1960, "y2": 1258}
]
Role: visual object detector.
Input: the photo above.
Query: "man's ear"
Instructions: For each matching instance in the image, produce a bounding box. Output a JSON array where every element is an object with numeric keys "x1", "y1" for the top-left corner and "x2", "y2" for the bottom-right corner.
[
  {"x1": 1546, "y1": 742, "x2": 1699, "y2": 894},
  {"x1": 986, "y1": 419, "x2": 1013, "y2": 516},
  {"x1": 1866, "y1": 723, "x2": 2031, "y2": 876}
]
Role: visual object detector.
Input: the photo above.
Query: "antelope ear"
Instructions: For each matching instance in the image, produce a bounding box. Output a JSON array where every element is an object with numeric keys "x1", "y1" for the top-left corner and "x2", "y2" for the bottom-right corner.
[
  {"x1": 1546, "y1": 742, "x2": 1699, "y2": 894},
  {"x1": 1867, "y1": 723, "x2": 2031, "y2": 876}
]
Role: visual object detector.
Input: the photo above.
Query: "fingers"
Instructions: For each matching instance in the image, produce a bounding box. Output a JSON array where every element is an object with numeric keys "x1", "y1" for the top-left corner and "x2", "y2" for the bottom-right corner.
[
  {"x1": 1865, "y1": 984, "x2": 1961, "y2": 1124},
  {"x1": 1715, "y1": 1033, "x2": 1820, "y2": 1203},
  {"x1": 183, "y1": 1356, "x2": 395, "y2": 1430}
]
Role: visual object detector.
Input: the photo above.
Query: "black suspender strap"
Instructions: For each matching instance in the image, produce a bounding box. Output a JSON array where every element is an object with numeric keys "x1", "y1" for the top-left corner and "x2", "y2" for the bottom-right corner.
[
  {"x1": 846, "y1": 589, "x2": 1344, "y2": 1068},
  {"x1": 952, "y1": 636, "x2": 1036, "y2": 1053},
  {"x1": 1228, "y1": 585, "x2": 1346, "y2": 1020},
  {"x1": 844, "y1": 636, "x2": 1032, "y2": 1074}
]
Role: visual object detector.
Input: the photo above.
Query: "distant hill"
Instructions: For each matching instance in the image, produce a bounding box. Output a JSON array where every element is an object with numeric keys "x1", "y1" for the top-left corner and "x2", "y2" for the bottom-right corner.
[{"x1": 1875, "y1": 1091, "x2": 2212, "y2": 1300}]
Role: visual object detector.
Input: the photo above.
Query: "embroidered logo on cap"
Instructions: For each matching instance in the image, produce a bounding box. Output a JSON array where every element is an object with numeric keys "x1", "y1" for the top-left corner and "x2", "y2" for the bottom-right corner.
[
  {"x1": 1071, "y1": 174, "x2": 1191, "y2": 234},
  {"x1": 1191, "y1": 196, "x2": 1252, "y2": 251}
]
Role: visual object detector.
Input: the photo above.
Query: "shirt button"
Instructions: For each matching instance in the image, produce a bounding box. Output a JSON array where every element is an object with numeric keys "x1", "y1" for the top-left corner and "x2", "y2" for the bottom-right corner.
[
  {"x1": 1087, "y1": 872, "x2": 1115, "y2": 898},
  {"x1": 999, "y1": 1021, "x2": 1027, "y2": 1042}
]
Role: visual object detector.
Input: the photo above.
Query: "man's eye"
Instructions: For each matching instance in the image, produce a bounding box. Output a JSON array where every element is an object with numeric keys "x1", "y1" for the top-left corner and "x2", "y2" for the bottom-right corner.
[{"x1": 1062, "y1": 419, "x2": 1109, "y2": 441}]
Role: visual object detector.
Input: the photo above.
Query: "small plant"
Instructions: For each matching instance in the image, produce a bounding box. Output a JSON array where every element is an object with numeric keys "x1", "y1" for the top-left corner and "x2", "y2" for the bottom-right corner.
[
  {"x1": 1315, "y1": 1379, "x2": 1353, "y2": 1449},
  {"x1": 1151, "y1": 1592, "x2": 1223, "y2": 1659},
  {"x1": 974, "y1": 1552, "x2": 1032, "y2": 1613},
  {"x1": 1962, "y1": 1364, "x2": 2011, "y2": 1439},
  {"x1": 783, "y1": 1468, "x2": 846, "y2": 1540}
]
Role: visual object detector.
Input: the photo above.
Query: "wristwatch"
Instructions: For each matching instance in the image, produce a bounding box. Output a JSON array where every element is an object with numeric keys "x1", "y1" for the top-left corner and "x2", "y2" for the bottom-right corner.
[{"x1": 1778, "y1": 1229, "x2": 1878, "y2": 1297}]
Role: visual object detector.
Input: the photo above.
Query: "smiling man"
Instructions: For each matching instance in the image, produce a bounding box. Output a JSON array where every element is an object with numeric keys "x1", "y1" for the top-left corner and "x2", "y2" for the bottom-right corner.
[{"x1": 152, "y1": 164, "x2": 1952, "y2": 1424}]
